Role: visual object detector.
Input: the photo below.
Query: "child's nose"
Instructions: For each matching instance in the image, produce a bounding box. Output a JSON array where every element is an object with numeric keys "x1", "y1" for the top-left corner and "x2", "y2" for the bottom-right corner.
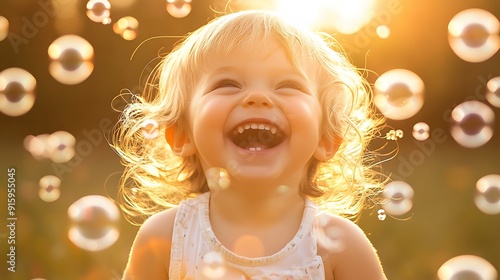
[{"x1": 242, "y1": 90, "x2": 274, "y2": 108}]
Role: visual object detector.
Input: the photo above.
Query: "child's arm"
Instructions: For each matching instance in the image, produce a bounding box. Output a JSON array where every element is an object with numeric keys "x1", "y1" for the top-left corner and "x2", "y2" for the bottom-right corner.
[
  {"x1": 121, "y1": 208, "x2": 178, "y2": 280},
  {"x1": 319, "y1": 214, "x2": 388, "y2": 280}
]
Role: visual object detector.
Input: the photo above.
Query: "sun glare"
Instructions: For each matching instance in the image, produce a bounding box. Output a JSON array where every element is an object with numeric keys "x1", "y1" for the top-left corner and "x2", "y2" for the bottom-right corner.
[{"x1": 275, "y1": 0, "x2": 376, "y2": 33}]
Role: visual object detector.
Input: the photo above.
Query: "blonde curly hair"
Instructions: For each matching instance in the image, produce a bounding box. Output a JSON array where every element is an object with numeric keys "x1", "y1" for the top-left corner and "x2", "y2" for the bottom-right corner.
[{"x1": 111, "y1": 10, "x2": 386, "y2": 224}]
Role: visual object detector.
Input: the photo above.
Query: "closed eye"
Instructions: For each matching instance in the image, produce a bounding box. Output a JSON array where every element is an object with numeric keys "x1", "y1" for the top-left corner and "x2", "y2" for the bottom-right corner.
[
  {"x1": 211, "y1": 79, "x2": 241, "y2": 90},
  {"x1": 275, "y1": 80, "x2": 308, "y2": 93}
]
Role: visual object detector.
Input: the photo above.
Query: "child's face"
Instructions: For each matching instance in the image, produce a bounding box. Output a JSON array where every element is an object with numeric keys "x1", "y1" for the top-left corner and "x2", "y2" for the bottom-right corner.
[{"x1": 186, "y1": 40, "x2": 328, "y2": 188}]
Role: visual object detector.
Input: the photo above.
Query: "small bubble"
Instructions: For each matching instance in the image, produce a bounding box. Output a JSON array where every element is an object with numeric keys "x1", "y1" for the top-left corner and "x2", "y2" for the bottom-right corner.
[
  {"x1": 48, "y1": 35, "x2": 94, "y2": 85},
  {"x1": 25, "y1": 134, "x2": 51, "y2": 160},
  {"x1": 206, "y1": 167, "x2": 231, "y2": 195},
  {"x1": 377, "y1": 209, "x2": 386, "y2": 221},
  {"x1": 200, "y1": 251, "x2": 227, "y2": 279},
  {"x1": 166, "y1": 0, "x2": 192, "y2": 18},
  {"x1": 198, "y1": 251, "x2": 247, "y2": 279},
  {"x1": 47, "y1": 131, "x2": 76, "y2": 163},
  {"x1": 0, "y1": 68, "x2": 36, "y2": 117},
  {"x1": 0, "y1": 16, "x2": 8, "y2": 41},
  {"x1": 141, "y1": 119, "x2": 159, "y2": 139},
  {"x1": 376, "y1": 25, "x2": 390, "y2": 39},
  {"x1": 438, "y1": 255, "x2": 497, "y2": 280},
  {"x1": 86, "y1": 0, "x2": 111, "y2": 23},
  {"x1": 475, "y1": 174, "x2": 500, "y2": 215},
  {"x1": 485, "y1": 76, "x2": 500, "y2": 108},
  {"x1": 374, "y1": 69, "x2": 425, "y2": 120},
  {"x1": 450, "y1": 101, "x2": 494, "y2": 148},
  {"x1": 315, "y1": 216, "x2": 346, "y2": 253},
  {"x1": 382, "y1": 181, "x2": 414, "y2": 216},
  {"x1": 226, "y1": 160, "x2": 242, "y2": 176},
  {"x1": 67, "y1": 195, "x2": 120, "y2": 251},
  {"x1": 412, "y1": 122, "x2": 430, "y2": 141},
  {"x1": 448, "y1": 9, "x2": 500, "y2": 63},
  {"x1": 113, "y1": 16, "x2": 139, "y2": 41},
  {"x1": 39, "y1": 175, "x2": 62, "y2": 202}
]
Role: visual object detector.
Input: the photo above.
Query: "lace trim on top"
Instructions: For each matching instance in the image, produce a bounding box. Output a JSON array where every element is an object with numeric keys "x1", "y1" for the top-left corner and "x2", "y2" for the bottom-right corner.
[{"x1": 197, "y1": 192, "x2": 317, "y2": 266}]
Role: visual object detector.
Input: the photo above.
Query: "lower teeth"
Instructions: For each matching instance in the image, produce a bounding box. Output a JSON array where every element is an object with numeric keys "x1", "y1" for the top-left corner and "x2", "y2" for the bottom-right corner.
[{"x1": 248, "y1": 147, "x2": 263, "y2": 151}]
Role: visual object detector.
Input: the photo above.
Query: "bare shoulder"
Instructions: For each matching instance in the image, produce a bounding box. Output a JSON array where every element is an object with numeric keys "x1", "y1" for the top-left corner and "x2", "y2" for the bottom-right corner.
[
  {"x1": 122, "y1": 207, "x2": 178, "y2": 280},
  {"x1": 316, "y1": 212, "x2": 387, "y2": 280}
]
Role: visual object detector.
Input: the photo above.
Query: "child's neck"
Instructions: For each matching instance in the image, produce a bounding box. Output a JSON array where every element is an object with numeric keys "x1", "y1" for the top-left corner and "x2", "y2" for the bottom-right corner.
[{"x1": 209, "y1": 183, "x2": 305, "y2": 226}]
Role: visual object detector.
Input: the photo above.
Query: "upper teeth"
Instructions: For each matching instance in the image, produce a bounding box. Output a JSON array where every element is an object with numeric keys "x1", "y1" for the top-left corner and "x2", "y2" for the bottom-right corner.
[{"x1": 235, "y1": 122, "x2": 278, "y2": 134}]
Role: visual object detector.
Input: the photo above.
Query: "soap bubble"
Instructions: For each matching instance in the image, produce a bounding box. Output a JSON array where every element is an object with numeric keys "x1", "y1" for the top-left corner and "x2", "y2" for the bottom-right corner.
[
  {"x1": 382, "y1": 181, "x2": 414, "y2": 216},
  {"x1": 198, "y1": 251, "x2": 248, "y2": 279},
  {"x1": 374, "y1": 69, "x2": 425, "y2": 120},
  {"x1": 450, "y1": 101, "x2": 494, "y2": 148},
  {"x1": 376, "y1": 25, "x2": 390, "y2": 39},
  {"x1": 25, "y1": 134, "x2": 51, "y2": 160},
  {"x1": 140, "y1": 119, "x2": 159, "y2": 139},
  {"x1": 475, "y1": 174, "x2": 500, "y2": 215},
  {"x1": 48, "y1": 35, "x2": 94, "y2": 85},
  {"x1": 200, "y1": 251, "x2": 227, "y2": 279},
  {"x1": 485, "y1": 76, "x2": 500, "y2": 108},
  {"x1": 206, "y1": 167, "x2": 231, "y2": 196},
  {"x1": 0, "y1": 16, "x2": 9, "y2": 41},
  {"x1": 438, "y1": 255, "x2": 497, "y2": 280},
  {"x1": 377, "y1": 209, "x2": 386, "y2": 221},
  {"x1": 0, "y1": 68, "x2": 36, "y2": 117},
  {"x1": 448, "y1": 8, "x2": 500, "y2": 63},
  {"x1": 67, "y1": 195, "x2": 120, "y2": 251},
  {"x1": 113, "y1": 16, "x2": 139, "y2": 40},
  {"x1": 47, "y1": 131, "x2": 76, "y2": 163},
  {"x1": 86, "y1": 0, "x2": 111, "y2": 23},
  {"x1": 315, "y1": 214, "x2": 346, "y2": 253},
  {"x1": 166, "y1": 0, "x2": 192, "y2": 18},
  {"x1": 39, "y1": 175, "x2": 61, "y2": 202},
  {"x1": 413, "y1": 122, "x2": 430, "y2": 141}
]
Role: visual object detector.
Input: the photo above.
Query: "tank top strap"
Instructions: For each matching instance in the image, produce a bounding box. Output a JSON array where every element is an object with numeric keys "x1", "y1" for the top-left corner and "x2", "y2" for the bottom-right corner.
[{"x1": 169, "y1": 193, "x2": 210, "y2": 279}]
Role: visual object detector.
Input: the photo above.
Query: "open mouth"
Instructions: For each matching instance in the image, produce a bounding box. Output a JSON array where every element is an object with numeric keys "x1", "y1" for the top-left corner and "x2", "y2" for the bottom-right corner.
[{"x1": 228, "y1": 122, "x2": 286, "y2": 151}]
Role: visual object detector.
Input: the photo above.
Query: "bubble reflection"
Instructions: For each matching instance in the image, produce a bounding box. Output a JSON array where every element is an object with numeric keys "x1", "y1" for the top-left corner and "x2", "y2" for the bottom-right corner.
[
  {"x1": 413, "y1": 122, "x2": 430, "y2": 141},
  {"x1": 475, "y1": 174, "x2": 500, "y2": 215},
  {"x1": 198, "y1": 251, "x2": 247, "y2": 279},
  {"x1": 25, "y1": 131, "x2": 76, "y2": 162},
  {"x1": 448, "y1": 8, "x2": 500, "y2": 63},
  {"x1": 47, "y1": 131, "x2": 76, "y2": 163},
  {"x1": 67, "y1": 195, "x2": 120, "y2": 251},
  {"x1": 140, "y1": 119, "x2": 159, "y2": 139},
  {"x1": 205, "y1": 167, "x2": 231, "y2": 196},
  {"x1": 376, "y1": 25, "x2": 390, "y2": 39},
  {"x1": 0, "y1": 16, "x2": 9, "y2": 41},
  {"x1": 0, "y1": 68, "x2": 36, "y2": 117},
  {"x1": 486, "y1": 76, "x2": 500, "y2": 108},
  {"x1": 438, "y1": 255, "x2": 497, "y2": 280},
  {"x1": 315, "y1": 214, "x2": 346, "y2": 253},
  {"x1": 374, "y1": 69, "x2": 425, "y2": 120},
  {"x1": 86, "y1": 0, "x2": 111, "y2": 23},
  {"x1": 382, "y1": 181, "x2": 414, "y2": 216},
  {"x1": 39, "y1": 175, "x2": 61, "y2": 202},
  {"x1": 113, "y1": 16, "x2": 139, "y2": 40},
  {"x1": 450, "y1": 101, "x2": 494, "y2": 148},
  {"x1": 166, "y1": 0, "x2": 192, "y2": 18},
  {"x1": 48, "y1": 35, "x2": 94, "y2": 85}
]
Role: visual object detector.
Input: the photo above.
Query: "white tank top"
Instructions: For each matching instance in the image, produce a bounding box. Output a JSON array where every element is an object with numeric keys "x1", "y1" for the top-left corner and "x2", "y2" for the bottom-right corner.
[{"x1": 169, "y1": 192, "x2": 326, "y2": 279}]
